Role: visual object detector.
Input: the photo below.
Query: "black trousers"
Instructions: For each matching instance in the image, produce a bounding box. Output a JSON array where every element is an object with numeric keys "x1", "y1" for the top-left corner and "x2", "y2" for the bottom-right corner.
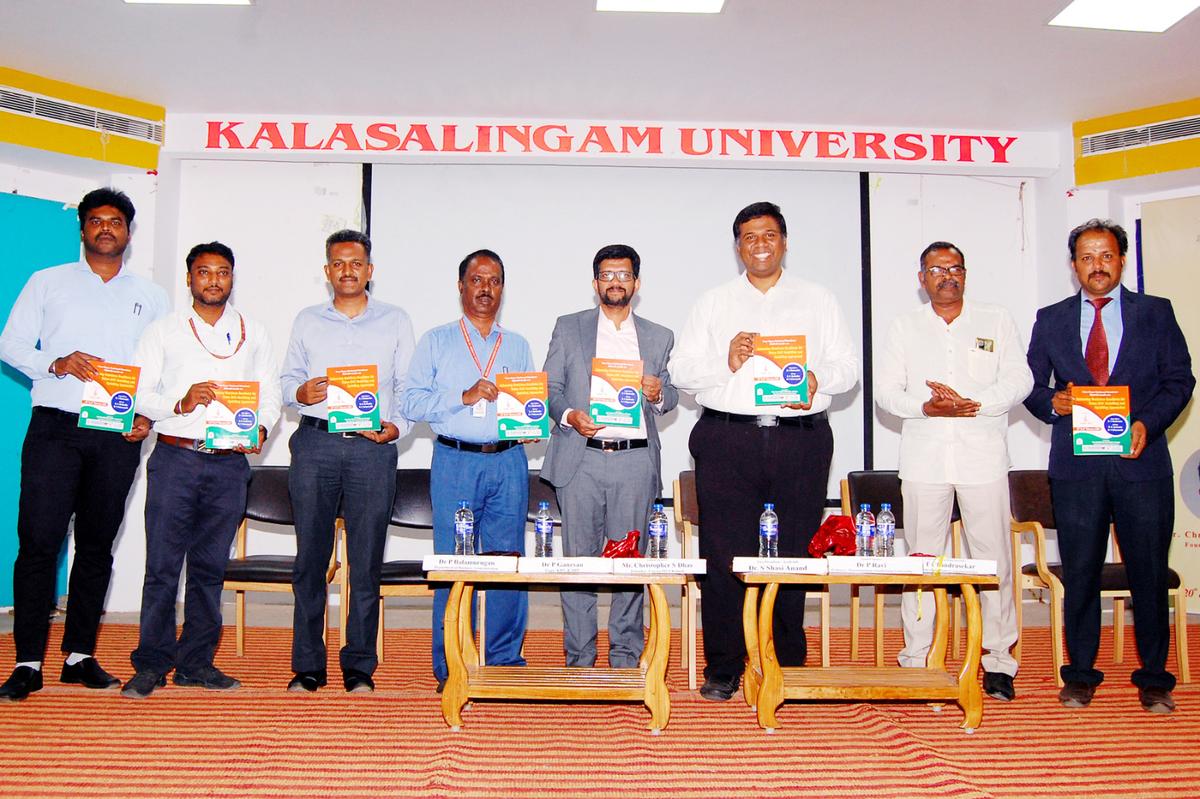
[
  {"x1": 13, "y1": 407, "x2": 143, "y2": 662},
  {"x1": 690, "y1": 412, "x2": 833, "y2": 680},
  {"x1": 1052, "y1": 465, "x2": 1177, "y2": 691}
]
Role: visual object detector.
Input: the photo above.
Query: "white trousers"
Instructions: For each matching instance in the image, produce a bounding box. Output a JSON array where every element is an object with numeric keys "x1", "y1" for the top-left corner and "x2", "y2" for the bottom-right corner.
[{"x1": 897, "y1": 477, "x2": 1018, "y2": 676}]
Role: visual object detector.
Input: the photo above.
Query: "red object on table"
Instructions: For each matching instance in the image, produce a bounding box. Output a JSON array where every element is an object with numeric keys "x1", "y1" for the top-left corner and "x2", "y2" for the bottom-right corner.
[
  {"x1": 807, "y1": 515, "x2": 857, "y2": 557},
  {"x1": 602, "y1": 530, "x2": 643, "y2": 558}
]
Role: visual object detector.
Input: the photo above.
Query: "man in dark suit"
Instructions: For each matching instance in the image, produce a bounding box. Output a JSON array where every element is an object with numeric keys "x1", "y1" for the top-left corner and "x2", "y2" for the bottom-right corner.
[
  {"x1": 541, "y1": 244, "x2": 678, "y2": 668},
  {"x1": 1025, "y1": 218, "x2": 1194, "y2": 713}
]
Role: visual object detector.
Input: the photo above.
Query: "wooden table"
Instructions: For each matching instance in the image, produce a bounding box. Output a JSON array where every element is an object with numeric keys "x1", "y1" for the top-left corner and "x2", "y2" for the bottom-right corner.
[
  {"x1": 429, "y1": 570, "x2": 686, "y2": 733},
  {"x1": 737, "y1": 571, "x2": 999, "y2": 733}
]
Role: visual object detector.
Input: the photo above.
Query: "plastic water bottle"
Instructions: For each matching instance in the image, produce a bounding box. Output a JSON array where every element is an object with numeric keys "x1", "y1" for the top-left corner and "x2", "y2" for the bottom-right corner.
[
  {"x1": 647, "y1": 503, "x2": 670, "y2": 559},
  {"x1": 534, "y1": 501, "x2": 554, "y2": 557},
  {"x1": 876, "y1": 503, "x2": 896, "y2": 557},
  {"x1": 453, "y1": 501, "x2": 475, "y2": 556},
  {"x1": 758, "y1": 503, "x2": 779, "y2": 558},
  {"x1": 855, "y1": 504, "x2": 876, "y2": 557}
]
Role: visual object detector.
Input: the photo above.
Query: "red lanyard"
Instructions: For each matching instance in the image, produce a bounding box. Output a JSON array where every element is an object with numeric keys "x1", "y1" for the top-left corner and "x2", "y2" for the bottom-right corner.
[
  {"x1": 459, "y1": 318, "x2": 502, "y2": 379},
  {"x1": 189, "y1": 313, "x2": 246, "y2": 360}
]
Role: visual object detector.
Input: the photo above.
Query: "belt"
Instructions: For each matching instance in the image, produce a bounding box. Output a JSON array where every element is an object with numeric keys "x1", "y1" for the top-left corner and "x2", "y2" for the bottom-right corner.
[
  {"x1": 300, "y1": 414, "x2": 366, "y2": 439},
  {"x1": 585, "y1": 438, "x2": 649, "y2": 452},
  {"x1": 33, "y1": 406, "x2": 80, "y2": 421},
  {"x1": 436, "y1": 435, "x2": 518, "y2": 454},
  {"x1": 702, "y1": 408, "x2": 828, "y2": 428},
  {"x1": 157, "y1": 434, "x2": 238, "y2": 456}
]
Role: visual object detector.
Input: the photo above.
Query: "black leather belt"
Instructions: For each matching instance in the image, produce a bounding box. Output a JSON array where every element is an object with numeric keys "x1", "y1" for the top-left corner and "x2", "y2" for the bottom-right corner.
[
  {"x1": 33, "y1": 406, "x2": 80, "y2": 421},
  {"x1": 702, "y1": 408, "x2": 828, "y2": 428},
  {"x1": 300, "y1": 414, "x2": 366, "y2": 438},
  {"x1": 585, "y1": 438, "x2": 649, "y2": 452},
  {"x1": 436, "y1": 435, "x2": 518, "y2": 454},
  {"x1": 157, "y1": 434, "x2": 238, "y2": 456}
]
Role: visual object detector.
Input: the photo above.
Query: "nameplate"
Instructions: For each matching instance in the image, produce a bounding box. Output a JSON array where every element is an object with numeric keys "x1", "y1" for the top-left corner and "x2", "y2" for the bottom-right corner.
[
  {"x1": 422, "y1": 555, "x2": 519, "y2": 573},
  {"x1": 517, "y1": 557, "x2": 614, "y2": 575},
  {"x1": 733, "y1": 557, "x2": 828, "y2": 575},
  {"x1": 917, "y1": 557, "x2": 997, "y2": 576},
  {"x1": 612, "y1": 558, "x2": 707, "y2": 576},
  {"x1": 825, "y1": 556, "x2": 926, "y2": 575}
]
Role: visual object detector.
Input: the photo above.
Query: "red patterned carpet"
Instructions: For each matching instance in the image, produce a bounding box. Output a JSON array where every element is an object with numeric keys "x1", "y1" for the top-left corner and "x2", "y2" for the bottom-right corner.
[{"x1": 1, "y1": 621, "x2": 1197, "y2": 798}]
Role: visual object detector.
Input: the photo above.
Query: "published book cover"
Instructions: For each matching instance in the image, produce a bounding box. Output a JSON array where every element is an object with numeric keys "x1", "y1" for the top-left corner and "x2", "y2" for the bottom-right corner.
[
  {"x1": 589, "y1": 358, "x2": 643, "y2": 428},
  {"x1": 327, "y1": 364, "x2": 380, "y2": 432},
  {"x1": 78, "y1": 361, "x2": 140, "y2": 434},
  {"x1": 205, "y1": 380, "x2": 260, "y2": 449},
  {"x1": 752, "y1": 335, "x2": 808, "y2": 406},
  {"x1": 496, "y1": 371, "x2": 550, "y2": 440},
  {"x1": 1072, "y1": 385, "x2": 1131, "y2": 455}
]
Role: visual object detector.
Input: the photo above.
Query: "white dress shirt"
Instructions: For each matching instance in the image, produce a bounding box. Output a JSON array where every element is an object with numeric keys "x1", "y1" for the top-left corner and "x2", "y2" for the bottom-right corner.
[
  {"x1": 669, "y1": 271, "x2": 859, "y2": 415},
  {"x1": 134, "y1": 303, "x2": 282, "y2": 439},
  {"x1": 875, "y1": 299, "x2": 1033, "y2": 484}
]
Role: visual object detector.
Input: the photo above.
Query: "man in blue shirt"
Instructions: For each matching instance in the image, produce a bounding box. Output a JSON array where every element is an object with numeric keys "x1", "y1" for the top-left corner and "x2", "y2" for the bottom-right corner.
[
  {"x1": 402, "y1": 249, "x2": 533, "y2": 691},
  {"x1": 281, "y1": 230, "x2": 415, "y2": 694},
  {"x1": 0, "y1": 188, "x2": 168, "y2": 701}
]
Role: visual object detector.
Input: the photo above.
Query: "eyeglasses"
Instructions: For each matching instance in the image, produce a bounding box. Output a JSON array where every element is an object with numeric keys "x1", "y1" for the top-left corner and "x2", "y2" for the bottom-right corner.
[
  {"x1": 597, "y1": 270, "x2": 636, "y2": 282},
  {"x1": 923, "y1": 265, "x2": 966, "y2": 277}
]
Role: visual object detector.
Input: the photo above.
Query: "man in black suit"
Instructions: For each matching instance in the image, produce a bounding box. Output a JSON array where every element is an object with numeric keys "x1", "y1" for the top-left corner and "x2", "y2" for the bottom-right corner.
[{"x1": 1025, "y1": 218, "x2": 1194, "y2": 713}]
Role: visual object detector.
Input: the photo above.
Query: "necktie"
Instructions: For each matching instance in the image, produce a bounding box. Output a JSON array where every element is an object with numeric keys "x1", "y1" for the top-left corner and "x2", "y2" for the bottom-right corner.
[{"x1": 1085, "y1": 297, "x2": 1112, "y2": 385}]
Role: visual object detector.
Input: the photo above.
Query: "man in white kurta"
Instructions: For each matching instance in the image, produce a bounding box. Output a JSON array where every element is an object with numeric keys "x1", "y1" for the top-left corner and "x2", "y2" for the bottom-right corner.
[{"x1": 875, "y1": 241, "x2": 1032, "y2": 702}]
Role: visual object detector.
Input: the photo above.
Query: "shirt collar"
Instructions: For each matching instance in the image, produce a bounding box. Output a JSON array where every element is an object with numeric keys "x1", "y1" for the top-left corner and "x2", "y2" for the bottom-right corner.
[
  {"x1": 324, "y1": 292, "x2": 374, "y2": 320},
  {"x1": 460, "y1": 315, "x2": 503, "y2": 342},
  {"x1": 189, "y1": 302, "x2": 238, "y2": 329},
  {"x1": 1081, "y1": 285, "x2": 1122, "y2": 309},
  {"x1": 739, "y1": 268, "x2": 788, "y2": 296},
  {"x1": 598, "y1": 309, "x2": 636, "y2": 332},
  {"x1": 73, "y1": 259, "x2": 131, "y2": 281}
]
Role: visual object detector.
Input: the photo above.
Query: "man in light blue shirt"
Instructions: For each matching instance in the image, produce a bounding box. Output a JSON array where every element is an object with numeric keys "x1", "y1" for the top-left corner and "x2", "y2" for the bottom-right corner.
[
  {"x1": 280, "y1": 229, "x2": 415, "y2": 694},
  {"x1": 402, "y1": 249, "x2": 534, "y2": 691},
  {"x1": 0, "y1": 188, "x2": 168, "y2": 702}
]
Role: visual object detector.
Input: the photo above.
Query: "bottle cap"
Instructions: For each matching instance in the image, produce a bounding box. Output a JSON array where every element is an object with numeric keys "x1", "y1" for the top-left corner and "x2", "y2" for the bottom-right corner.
[
  {"x1": 653, "y1": 503, "x2": 664, "y2": 511},
  {"x1": 860, "y1": 504, "x2": 869, "y2": 511},
  {"x1": 458, "y1": 500, "x2": 469, "y2": 509},
  {"x1": 881, "y1": 503, "x2": 891, "y2": 510},
  {"x1": 538, "y1": 501, "x2": 550, "y2": 510},
  {"x1": 764, "y1": 502, "x2": 775, "y2": 510}
]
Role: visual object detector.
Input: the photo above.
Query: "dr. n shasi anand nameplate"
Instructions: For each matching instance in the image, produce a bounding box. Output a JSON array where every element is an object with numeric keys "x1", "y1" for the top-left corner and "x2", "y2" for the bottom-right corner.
[
  {"x1": 752, "y1": 335, "x2": 808, "y2": 406},
  {"x1": 205, "y1": 380, "x2": 260, "y2": 449},
  {"x1": 326, "y1": 364, "x2": 380, "y2": 433},
  {"x1": 78, "y1": 361, "x2": 140, "y2": 434},
  {"x1": 496, "y1": 371, "x2": 550, "y2": 440},
  {"x1": 589, "y1": 358, "x2": 643, "y2": 428},
  {"x1": 1072, "y1": 385, "x2": 1131, "y2": 456}
]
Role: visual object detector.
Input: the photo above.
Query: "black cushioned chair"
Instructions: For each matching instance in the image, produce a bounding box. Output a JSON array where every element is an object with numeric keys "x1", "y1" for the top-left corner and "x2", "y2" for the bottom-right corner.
[
  {"x1": 223, "y1": 465, "x2": 344, "y2": 656},
  {"x1": 376, "y1": 469, "x2": 435, "y2": 662}
]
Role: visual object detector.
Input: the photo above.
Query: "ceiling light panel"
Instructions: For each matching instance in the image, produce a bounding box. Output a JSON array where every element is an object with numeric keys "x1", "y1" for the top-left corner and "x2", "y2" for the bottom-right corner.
[
  {"x1": 597, "y1": 1, "x2": 725, "y2": 13},
  {"x1": 1048, "y1": 0, "x2": 1199, "y2": 32},
  {"x1": 125, "y1": 1, "x2": 251, "y2": 6}
]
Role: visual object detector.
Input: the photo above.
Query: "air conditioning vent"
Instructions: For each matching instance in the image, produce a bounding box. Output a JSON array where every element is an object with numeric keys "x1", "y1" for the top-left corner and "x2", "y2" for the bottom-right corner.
[
  {"x1": 1081, "y1": 114, "x2": 1200, "y2": 156},
  {"x1": 0, "y1": 85, "x2": 163, "y2": 145}
]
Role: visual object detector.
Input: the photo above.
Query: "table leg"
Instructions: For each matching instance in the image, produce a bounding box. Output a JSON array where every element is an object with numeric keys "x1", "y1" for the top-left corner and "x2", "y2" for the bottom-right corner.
[
  {"x1": 957, "y1": 583, "x2": 984, "y2": 731},
  {"x1": 756, "y1": 582, "x2": 783, "y2": 730},
  {"x1": 927, "y1": 587, "x2": 949, "y2": 670},
  {"x1": 643, "y1": 584, "x2": 672, "y2": 732},
  {"x1": 442, "y1": 581, "x2": 471, "y2": 729},
  {"x1": 742, "y1": 585, "x2": 761, "y2": 709}
]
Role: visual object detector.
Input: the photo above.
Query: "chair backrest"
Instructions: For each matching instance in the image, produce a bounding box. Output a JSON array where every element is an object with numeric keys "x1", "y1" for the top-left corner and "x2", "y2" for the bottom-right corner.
[
  {"x1": 676, "y1": 470, "x2": 699, "y2": 526},
  {"x1": 391, "y1": 469, "x2": 434, "y2": 528},
  {"x1": 844, "y1": 470, "x2": 904, "y2": 526},
  {"x1": 244, "y1": 465, "x2": 295, "y2": 526},
  {"x1": 527, "y1": 471, "x2": 562, "y2": 524},
  {"x1": 1008, "y1": 469, "x2": 1055, "y2": 529}
]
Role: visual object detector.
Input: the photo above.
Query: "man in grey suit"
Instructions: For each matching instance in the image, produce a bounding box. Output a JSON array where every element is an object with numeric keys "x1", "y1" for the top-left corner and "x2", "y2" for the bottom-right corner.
[{"x1": 541, "y1": 244, "x2": 678, "y2": 668}]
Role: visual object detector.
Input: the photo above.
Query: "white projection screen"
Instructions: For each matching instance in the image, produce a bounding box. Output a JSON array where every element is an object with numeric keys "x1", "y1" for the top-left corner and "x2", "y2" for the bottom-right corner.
[{"x1": 368, "y1": 163, "x2": 866, "y2": 503}]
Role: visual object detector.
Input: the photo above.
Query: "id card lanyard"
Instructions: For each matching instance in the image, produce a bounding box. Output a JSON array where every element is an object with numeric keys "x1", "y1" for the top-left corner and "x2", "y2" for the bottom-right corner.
[{"x1": 459, "y1": 318, "x2": 502, "y2": 417}]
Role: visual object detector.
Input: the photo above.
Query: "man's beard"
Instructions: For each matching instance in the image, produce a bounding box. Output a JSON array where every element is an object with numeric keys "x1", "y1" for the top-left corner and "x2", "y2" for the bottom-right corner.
[{"x1": 601, "y1": 290, "x2": 631, "y2": 308}]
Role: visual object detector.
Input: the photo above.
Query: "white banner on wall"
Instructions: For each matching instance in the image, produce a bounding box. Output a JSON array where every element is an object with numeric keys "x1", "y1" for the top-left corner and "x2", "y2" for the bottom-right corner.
[{"x1": 165, "y1": 114, "x2": 1060, "y2": 176}]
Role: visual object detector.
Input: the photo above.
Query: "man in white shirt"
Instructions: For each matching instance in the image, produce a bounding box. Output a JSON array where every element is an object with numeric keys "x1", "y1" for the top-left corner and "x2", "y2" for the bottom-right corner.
[
  {"x1": 0, "y1": 188, "x2": 168, "y2": 702},
  {"x1": 122, "y1": 242, "x2": 281, "y2": 699},
  {"x1": 875, "y1": 241, "x2": 1032, "y2": 702},
  {"x1": 670, "y1": 202, "x2": 859, "y2": 701},
  {"x1": 541, "y1": 244, "x2": 678, "y2": 669}
]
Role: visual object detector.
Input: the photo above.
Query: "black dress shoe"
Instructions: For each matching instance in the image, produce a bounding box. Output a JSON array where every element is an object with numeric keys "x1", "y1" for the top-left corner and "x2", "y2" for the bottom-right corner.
[
  {"x1": 1058, "y1": 681, "x2": 1096, "y2": 708},
  {"x1": 0, "y1": 666, "x2": 43, "y2": 701},
  {"x1": 287, "y1": 670, "x2": 328, "y2": 693},
  {"x1": 121, "y1": 670, "x2": 166, "y2": 699},
  {"x1": 61, "y1": 658, "x2": 120, "y2": 689},
  {"x1": 1139, "y1": 686, "x2": 1176, "y2": 714},
  {"x1": 699, "y1": 673, "x2": 741, "y2": 702},
  {"x1": 173, "y1": 664, "x2": 240, "y2": 691},
  {"x1": 982, "y1": 671, "x2": 1015, "y2": 702},
  {"x1": 343, "y1": 669, "x2": 375, "y2": 693}
]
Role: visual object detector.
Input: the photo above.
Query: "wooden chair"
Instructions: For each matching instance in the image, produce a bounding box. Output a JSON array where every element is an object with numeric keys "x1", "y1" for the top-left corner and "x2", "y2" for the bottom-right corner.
[
  {"x1": 1008, "y1": 468, "x2": 1190, "y2": 686},
  {"x1": 840, "y1": 471, "x2": 964, "y2": 665},
  {"x1": 223, "y1": 465, "x2": 345, "y2": 656},
  {"x1": 674, "y1": 470, "x2": 831, "y2": 692}
]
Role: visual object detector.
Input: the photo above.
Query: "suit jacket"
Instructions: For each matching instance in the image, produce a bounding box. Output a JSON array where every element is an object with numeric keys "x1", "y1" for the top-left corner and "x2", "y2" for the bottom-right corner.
[
  {"x1": 540, "y1": 308, "x2": 678, "y2": 492},
  {"x1": 1024, "y1": 286, "x2": 1194, "y2": 481}
]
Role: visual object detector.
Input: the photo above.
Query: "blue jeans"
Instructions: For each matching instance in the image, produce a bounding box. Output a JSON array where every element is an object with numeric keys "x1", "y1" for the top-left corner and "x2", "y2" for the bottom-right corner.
[
  {"x1": 132, "y1": 443, "x2": 249, "y2": 674},
  {"x1": 430, "y1": 441, "x2": 528, "y2": 681},
  {"x1": 288, "y1": 424, "x2": 398, "y2": 675}
]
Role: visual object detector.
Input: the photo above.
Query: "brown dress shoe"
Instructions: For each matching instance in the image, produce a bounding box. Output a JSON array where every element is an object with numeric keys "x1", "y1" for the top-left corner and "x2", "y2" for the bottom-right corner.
[
  {"x1": 1058, "y1": 681, "x2": 1096, "y2": 708},
  {"x1": 1138, "y1": 686, "x2": 1176, "y2": 714}
]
